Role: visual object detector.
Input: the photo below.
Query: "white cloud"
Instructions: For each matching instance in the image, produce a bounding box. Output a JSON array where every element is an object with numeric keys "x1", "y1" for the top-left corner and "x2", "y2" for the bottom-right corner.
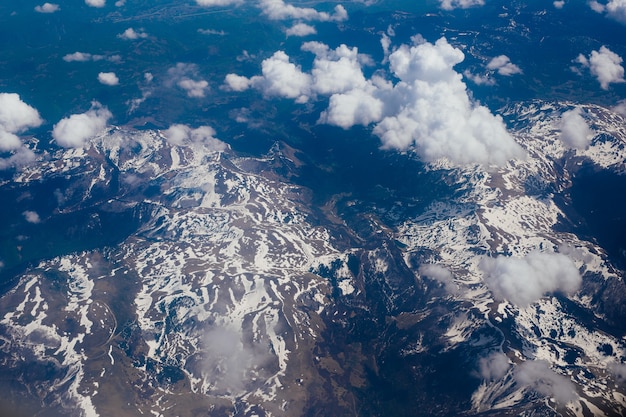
[
  {"x1": 226, "y1": 51, "x2": 312, "y2": 102},
  {"x1": 419, "y1": 264, "x2": 459, "y2": 294},
  {"x1": 98, "y1": 72, "x2": 119, "y2": 86},
  {"x1": 0, "y1": 93, "x2": 43, "y2": 152},
  {"x1": 260, "y1": 0, "x2": 348, "y2": 21},
  {"x1": 463, "y1": 70, "x2": 496, "y2": 86},
  {"x1": 553, "y1": 0, "x2": 565, "y2": 8},
  {"x1": 515, "y1": 361, "x2": 578, "y2": 405},
  {"x1": 85, "y1": 0, "x2": 105, "y2": 7},
  {"x1": 35, "y1": 3, "x2": 60, "y2": 13},
  {"x1": 162, "y1": 124, "x2": 227, "y2": 151},
  {"x1": 0, "y1": 147, "x2": 36, "y2": 170},
  {"x1": 589, "y1": 1, "x2": 606, "y2": 13},
  {"x1": 589, "y1": 0, "x2": 626, "y2": 24},
  {"x1": 612, "y1": 98, "x2": 626, "y2": 116},
  {"x1": 117, "y1": 28, "x2": 148, "y2": 40},
  {"x1": 196, "y1": 0, "x2": 242, "y2": 6},
  {"x1": 115, "y1": 0, "x2": 126, "y2": 6},
  {"x1": 439, "y1": 0, "x2": 485, "y2": 10},
  {"x1": 52, "y1": 102, "x2": 112, "y2": 148},
  {"x1": 478, "y1": 352, "x2": 510, "y2": 380},
  {"x1": 225, "y1": 37, "x2": 525, "y2": 167},
  {"x1": 62, "y1": 52, "x2": 120, "y2": 62},
  {"x1": 577, "y1": 46, "x2": 625, "y2": 89},
  {"x1": 198, "y1": 28, "x2": 226, "y2": 36},
  {"x1": 372, "y1": 38, "x2": 525, "y2": 165},
  {"x1": 223, "y1": 74, "x2": 253, "y2": 91},
  {"x1": 559, "y1": 108, "x2": 593, "y2": 149},
  {"x1": 167, "y1": 63, "x2": 210, "y2": 98},
  {"x1": 23, "y1": 211, "x2": 41, "y2": 224},
  {"x1": 63, "y1": 52, "x2": 100, "y2": 62},
  {"x1": 480, "y1": 251, "x2": 581, "y2": 307},
  {"x1": 285, "y1": 23, "x2": 317, "y2": 37},
  {"x1": 486, "y1": 55, "x2": 522, "y2": 76}
]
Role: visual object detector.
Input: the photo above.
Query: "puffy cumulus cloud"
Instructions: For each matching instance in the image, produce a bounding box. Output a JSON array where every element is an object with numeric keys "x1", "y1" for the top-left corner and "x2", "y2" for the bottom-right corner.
[
  {"x1": 52, "y1": 102, "x2": 112, "y2": 148},
  {"x1": 226, "y1": 51, "x2": 312, "y2": 102},
  {"x1": 553, "y1": 0, "x2": 565, "y2": 8},
  {"x1": 371, "y1": 38, "x2": 525, "y2": 165},
  {"x1": 0, "y1": 93, "x2": 43, "y2": 152},
  {"x1": 515, "y1": 360, "x2": 578, "y2": 405},
  {"x1": 439, "y1": 0, "x2": 485, "y2": 10},
  {"x1": 260, "y1": 0, "x2": 348, "y2": 22},
  {"x1": 559, "y1": 108, "x2": 593, "y2": 149},
  {"x1": 117, "y1": 28, "x2": 148, "y2": 40},
  {"x1": 35, "y1": 3, "x2": 60, "y2": 13},
  {"x1": 162, "y1": 124, "x2": 227, "y2": 151},
  {"x1": 486, "y1": 55, "x2": 522, "y2": 76},
  {"x1": 196, "y1": 0, "x2": 242, "y2": 6},
  {"x1": 576, "y1": 46, "x2": 625, "y2": 90},
  {"x1": 85, "y1": 0, "x2": 105, "y2": 7},
  {"x1": 285, "y1": 22, "x2": 317, "y2": 37},
  {"x1": 167, "y1": 63, "x2": 210, "y2": 98},
  {"x1": 478, "y1": 352, "x2": 510, "y2": 380},
  {"x1": 589, "y1": 0, "x2": 626, "y2": 24},
  {"x1": 480, "y1": 251, "x2": 581, "y2": 307},
  {"x1": 225, "y1": 37, "x2": 525, "y2": 167},
  {"x1": 419, "y1": 264, "x2": 458, "y2": 294},
  {"x1": 23, "y1": 211, "x2": 41, "y2": 224},
  {"x1": 98, "y1": 72, "x2": 119, "y2": 86}
]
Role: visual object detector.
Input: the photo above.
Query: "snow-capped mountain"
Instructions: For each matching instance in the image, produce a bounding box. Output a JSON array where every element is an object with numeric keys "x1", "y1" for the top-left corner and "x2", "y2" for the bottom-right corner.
[{"x1": 1, "y1": 100, "x2": 625, "y2": 417}]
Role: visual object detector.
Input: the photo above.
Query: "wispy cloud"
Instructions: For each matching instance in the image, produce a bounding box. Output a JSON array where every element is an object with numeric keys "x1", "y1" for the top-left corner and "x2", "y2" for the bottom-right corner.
[
  {"x1": 515, "y1": 360, "x2": 577, "y2": 404},
  {"x1": 260, "y1": 0, "x2": 348, "y2": 22},
  {"x1": 85, "y1": 0, "x2": 105, "y2": 7},
  {"x1": 480, "y1": 251, "x2": 581, "y2": 307},
  {"x1": 162, "y1": 124, "x2": 227, "y2": 151},
  {"x1": 167, "y1": 63, "x2": 210, "y2": 98}
]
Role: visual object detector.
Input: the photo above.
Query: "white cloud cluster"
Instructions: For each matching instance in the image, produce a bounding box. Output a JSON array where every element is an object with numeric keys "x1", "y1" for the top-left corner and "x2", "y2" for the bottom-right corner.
[
  {"x1": 559, "y1": 108, "x2": 593, "y2": 149},
  {"x1": 225, "y1": 51, "x2": 312, "y2": 102},
  {"x1": 225, "y1": 37, "x2": 525, "y2": 166},
  {"x1": 439, "y1": 0, "x2": 485, "y2": 10},
  {"x1": 0, "y1": 93, "x2": 43, "y2": 152},
  {"x1": 35, "y1": 3, "x2": 60, "y2": 13},
  {"x1": 285, "y1": 23, "x2": 317, "y2": 37},
  {"x1": 486, "y1": 55, "x2": 522, "y2": 76},
  {"x1": 162, "y1": 124, "x2": 227, "y2": 151},
  {"x1": 260, "y1": 0, "x2": 348, "y2": 21},
  {"x1": 62, "y1": 52, "x2": 120, "y2": 63},
  {"x1": 515, "y1": 360, "x2": 577, "y2": 404},
  {"x1": 117, "y1": 28, "x2": 148, "y2": 40},
  {"x1": 589, "y1": 0, "x2": 626, "y2": 24},
  {"x1": 480, "y1": 251, "x2": 581, "y2": 307},
  {"x1": 98, "y1": 72, "x2": 119, "y2": 86},
  {"x1": 167, "y1": 63, "x2": 210, "y2": 98},
  {"x1": 85, "y1": 0, "x2": 105, "y2": 7},
  {"x1": 52, "y1": 102, "x2": 112, "y2": 148},
  {"x1": 576, "y1": 46, "x2": 625, "y2": 90},
  {"x1": 613, "y1": 98, "x2": 626, "y2": 116},
  {"x1": 553, "y1": 0, "x2": 566, "y2": 9}
]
